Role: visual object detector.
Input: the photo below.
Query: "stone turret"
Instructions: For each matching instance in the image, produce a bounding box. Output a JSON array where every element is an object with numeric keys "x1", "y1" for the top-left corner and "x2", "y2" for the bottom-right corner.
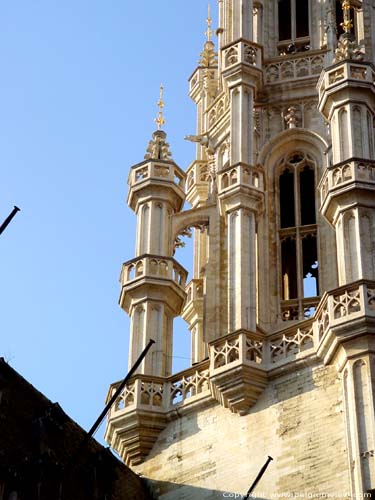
[{"x1": 317, "y1": 1, "x2": 375, "y2": 494}]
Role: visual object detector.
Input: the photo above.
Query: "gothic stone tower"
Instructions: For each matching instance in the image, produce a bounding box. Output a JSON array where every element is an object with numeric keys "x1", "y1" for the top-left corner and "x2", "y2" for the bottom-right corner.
[{"x1": 105, "y1": 1, "x2": 375, "y2": 498}]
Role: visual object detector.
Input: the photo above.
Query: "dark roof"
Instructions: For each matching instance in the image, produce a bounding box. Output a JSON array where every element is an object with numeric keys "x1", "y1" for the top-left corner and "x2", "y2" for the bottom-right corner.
[{"x1": 0, "y1": 358, "x2": 154, "y2": 500}]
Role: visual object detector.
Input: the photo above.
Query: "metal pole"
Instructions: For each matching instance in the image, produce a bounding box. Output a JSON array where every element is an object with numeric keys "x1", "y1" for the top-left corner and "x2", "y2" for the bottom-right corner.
[
  {"x1": 0, "y1": 206, "x2": 20, "y2": 236},
  {"x1": 244, "y1": 456, "x2": 273, "y2": 500},
  {"x1": 87, "y1": 338, "x2": 155, "y2": 439}
]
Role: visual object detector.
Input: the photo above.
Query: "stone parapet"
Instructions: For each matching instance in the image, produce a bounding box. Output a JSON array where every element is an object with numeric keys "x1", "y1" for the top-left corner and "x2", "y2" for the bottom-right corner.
[
  {"x1": 319, "y1": 158, "x2": 375, "y2": 222},
  {"x1": 127, "y1": 159, "x2": 186, "y2": 213},
  {"x1": 119, "y1": 254, "x2": 187, "y2": 314}
]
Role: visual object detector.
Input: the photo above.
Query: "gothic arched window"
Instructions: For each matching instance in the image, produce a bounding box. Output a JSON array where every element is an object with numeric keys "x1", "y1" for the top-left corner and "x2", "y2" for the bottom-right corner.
[
  {"x1": 278, "y1": 152, "x2": 319, "y2": 321},
  {"x1": 277, "y1": 0, "x2": 310, "y2": 55}
]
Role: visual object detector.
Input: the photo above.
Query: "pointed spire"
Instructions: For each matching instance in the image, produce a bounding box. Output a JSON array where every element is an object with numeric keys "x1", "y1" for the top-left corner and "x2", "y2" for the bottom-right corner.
[
  {"x1": 144, "y1": 85, "x2": 172, "y2": 161},
  {"x1": 199, "y1": 3, "x2": 218, "y2": 67},
  {"x1": 205, "y1": 4, "x2": 213, "y2": 42},
  {"x1": 154, "y1": 84, "x2": 165, "y2": 131}
]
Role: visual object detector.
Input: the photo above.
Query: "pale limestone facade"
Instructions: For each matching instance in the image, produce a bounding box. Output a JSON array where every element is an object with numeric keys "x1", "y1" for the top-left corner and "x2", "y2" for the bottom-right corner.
[{"x1": 105, "y1": 1, "x2": 375, "y2": 498}]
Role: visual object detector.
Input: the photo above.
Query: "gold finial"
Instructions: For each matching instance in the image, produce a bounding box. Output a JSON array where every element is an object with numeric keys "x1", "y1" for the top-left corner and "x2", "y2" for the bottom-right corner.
[
  {"x1": 205, "y1": 3, "x2": 213, "y2": 42},
  {"x1": 154, "y1": 84, "x2": 165, "y2": 130},
  {"x1": 340, "y1": 0, "x2": 353, "y2": 33}
]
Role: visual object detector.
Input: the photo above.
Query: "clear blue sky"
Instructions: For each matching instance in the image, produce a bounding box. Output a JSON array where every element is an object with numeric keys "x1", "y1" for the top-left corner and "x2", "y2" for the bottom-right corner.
[{"x1": 1, "y1": 1, "x2": 218, "y2": 444}]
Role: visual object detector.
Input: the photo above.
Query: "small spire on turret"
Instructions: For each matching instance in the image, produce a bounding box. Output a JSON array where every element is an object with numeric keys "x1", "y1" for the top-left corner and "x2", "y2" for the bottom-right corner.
[
  {"x1": 154, "y1": 84, "x2": 166, "y2": 131},
  {"x1": 145, "y1": 85, "x2": 172, "y2": 160},
  {"x1": 205, "y1": 4, "x2": 213, "y2": 42},
  {"x1": 199, "y1": 3, "x2": 218, "y2": 67}
]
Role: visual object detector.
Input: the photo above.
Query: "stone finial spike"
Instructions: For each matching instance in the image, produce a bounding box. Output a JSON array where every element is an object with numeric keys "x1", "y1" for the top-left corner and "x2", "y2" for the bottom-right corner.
[
  {"x1": 205, "y1": 4, "x2": 213, "y2": 42},
  {"x1": 154, "y1": 84, "x2": 166, "y2": 131}
]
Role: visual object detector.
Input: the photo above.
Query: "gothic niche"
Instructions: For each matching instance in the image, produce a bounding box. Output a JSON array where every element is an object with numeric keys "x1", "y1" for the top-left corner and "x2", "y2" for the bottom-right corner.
[{"x1": 278, "y1": 153, "x2": 319, "y2": 321}]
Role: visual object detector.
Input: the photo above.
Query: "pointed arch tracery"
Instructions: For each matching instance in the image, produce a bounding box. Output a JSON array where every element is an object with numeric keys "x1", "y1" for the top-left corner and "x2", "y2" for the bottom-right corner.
[{"x1": 277, "y1": 151, "x2": 320, "y2": 321}]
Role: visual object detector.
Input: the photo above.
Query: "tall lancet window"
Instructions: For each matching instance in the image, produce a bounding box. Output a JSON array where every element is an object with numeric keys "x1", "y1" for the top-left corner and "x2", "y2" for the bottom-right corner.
[
  {"x1": 277, "y1": 0, "x2": 310, "y2": 55},
  {"x1": 278, "y1": 152, "x2": 319, "y2": 321}
]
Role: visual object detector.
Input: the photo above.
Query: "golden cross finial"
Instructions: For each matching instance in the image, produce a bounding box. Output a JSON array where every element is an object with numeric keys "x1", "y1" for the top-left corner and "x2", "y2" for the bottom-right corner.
[
  {"x1": 341, "y1": 0, "x2": 353, "y2": 33},
  {"x1": 154, "y1": 84, "x2": 165, "y2": 130},
  {"x1": 205, "y1": 3, "x2": 213, "y2": 42}
]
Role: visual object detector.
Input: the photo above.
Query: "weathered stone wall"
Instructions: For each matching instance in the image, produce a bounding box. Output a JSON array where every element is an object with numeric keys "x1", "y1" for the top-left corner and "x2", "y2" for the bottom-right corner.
[{"x1": 135, "y1": 363, "x2": 350, "y2": 499}]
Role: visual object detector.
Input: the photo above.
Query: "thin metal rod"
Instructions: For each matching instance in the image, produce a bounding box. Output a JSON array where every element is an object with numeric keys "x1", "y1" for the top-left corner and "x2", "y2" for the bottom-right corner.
[
  {"x1": 244, "y1": 456, "x2": 273, "y2": 500},
  {"x1": 0, "y1": 206, "x2": 20, "y2": 236},
  {"x1": 87, "y1": 338, "x2": 155, "y2": 439}
]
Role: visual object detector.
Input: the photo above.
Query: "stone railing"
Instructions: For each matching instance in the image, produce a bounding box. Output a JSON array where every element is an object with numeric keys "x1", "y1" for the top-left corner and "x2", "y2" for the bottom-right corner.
[
  {"x1": 318, "y1": 61, "x2": 375, "y2": 99},
  {"x1": 109, "y1": 361, "x2": 210, "y2": 417},
  {"x1": 185, "y1": 279, "x2": 204, "y2": 305},
  {"x1": 222, "y1": 39, "x2": 262, "y2": 71},
  {"x1": 315, "y1": 280, "x2": 375, "y2": 342},
  {"x1": 218, "y1": 163, "x2": 264, "y2": 193},
  {"x1": 269, "y1": 321, "x2": 314, "y2": 365},
  {"x1": 129, "y1": 160, "x2": 185, "y2": 190},
  {"x1": 265, "y1": 52, "x2": 324, "y2": 84},
  {"x1": 186, "y1": 161, "x2": 209, "y2": 190},
  {"x1": 319, "y1": 158, "x2": 375, "y2": 206},
  {"x1": 210, "y1": 331, "x2": 264, "y2": 371},
  {"x1": 120, "y1": 255, "x2": 188, "y2": 288}
]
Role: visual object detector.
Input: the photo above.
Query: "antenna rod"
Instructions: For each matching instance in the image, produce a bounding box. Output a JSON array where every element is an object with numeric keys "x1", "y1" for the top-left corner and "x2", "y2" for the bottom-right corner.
[
  {"x1": 87, "y1": 338, "x2": 155, "y2": 439},
  {"x1": 244, "y1": 456, "x2": 273, "y2": 500},
  {"x1": 0, "y1": 206, "x2": 20, "y2": 236}
]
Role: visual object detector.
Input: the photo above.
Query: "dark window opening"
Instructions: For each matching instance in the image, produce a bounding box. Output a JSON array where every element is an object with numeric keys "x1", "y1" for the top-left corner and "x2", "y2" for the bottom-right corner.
[
  {"x1": 280, "y1": 169, "x2": 295, "y2": 228},
  {"x1": 296, "y1": 0, "x2": 309, "y2": 38},
  {"x1": 278, "y1": 0, "x2": 292, "y2": 41},
  {"x1": 282, "y1": 237, "x2": 297, "y2": 300},
  {"x1": 367, "y1": 490, "x2": 375, "y2": 500},
  {"x1": 302, "y1": 235, "x2": 319, "y2": 297},
  {"x1": 299, "y1": 166, "x2": 316, "y2": 225}
]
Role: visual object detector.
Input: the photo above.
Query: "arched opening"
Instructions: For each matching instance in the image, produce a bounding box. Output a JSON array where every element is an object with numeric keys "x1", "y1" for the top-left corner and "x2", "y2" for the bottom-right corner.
[{"x1": 278, "y1": 152, "x2": 320, "y2": 321}]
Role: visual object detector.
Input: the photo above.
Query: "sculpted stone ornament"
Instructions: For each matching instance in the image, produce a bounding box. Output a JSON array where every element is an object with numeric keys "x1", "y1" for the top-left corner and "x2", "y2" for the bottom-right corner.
[
  {"x1": 144, "y1": 130, "x2": 173, "y2": 160},
  {"x1": 333, "y1": 32, "x2": 364, "y2": 62}
]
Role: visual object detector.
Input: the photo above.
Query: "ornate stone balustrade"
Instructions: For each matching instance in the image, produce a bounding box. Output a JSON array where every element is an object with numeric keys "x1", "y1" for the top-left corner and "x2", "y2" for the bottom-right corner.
[
  {"x1": 108, "y1": 361, "x2": 210, "y2": 419},
  {"x1": 315, "y1": 281, "x2": 375, "y2": 344},
  {"x1": 218, "y1": 163, "x2": 264, "y2": 193},
  {"x1": 265, "y1": 52, "x2": 324, "y2": 84},
  {"x1": 120, "y1": 255, "x2": 188, "y2": 288},
  {"x1": 317, "y1": 61, "x2": 375, "y2": 100},
  {"x1": 222, "y1": 39, "x2": 262, "y2": 71},
  {"x1": 186, "y1": 161, "x2": 209, "y2": 190},
  {"x1": 269, "y1": 321, "x2": 314, "y2": 365},
  {"x1": 209, "y1": 330, "x2": 267, "y2": 415},
  {"x1": 128, "y1": 160, "x2": 185, "y2": 190},
  {"x1": 107, "y1": 283, "x2": 375, "y2": 463},
  {"x1": 319, "y1": 158, "x2": 375, "y2": 207},
  {"x1": 210, "y1": 331, "x2": 264, "y2": 371},
  {"x1": 185, "y1": 279, "x2": 204, "y2": 305}
]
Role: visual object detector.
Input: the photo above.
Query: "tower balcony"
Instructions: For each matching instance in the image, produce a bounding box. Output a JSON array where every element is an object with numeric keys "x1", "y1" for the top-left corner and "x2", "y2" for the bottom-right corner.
[
  {"x1": 181, "y1": 279, "x2": 204, "y2": 323},
  {"x1": 106, "y1": 280, "x2": 375, "y2": 465},
  {"x1": 315, "y1": 280, "x2": 375, "y2": 365},
  {"x1": 105, "y1": 361, "x2": 211, "y2": 466},
  {"x1": 119, "y1": 255, "x2": 188, "y2": 314},
  {"x1": 319, "y1": 158, "x2": 375, "y2": 223},
  {"x1": 221, "y1": 39, "x2": 263, "y2": 88},
  {"x1": 209, "y1": 330, "x2": 267, "y2": 415},
  {"x1": 317, "y1": 60, "x2": 375, "y2": 120},
  {"x1": 185, "y1": 160, "x2": 209, "y2": 207},
  {"x1": 218, "y1": 162, "x2": 265, "y2": 213},
  {"x1": 127, "y1": 159, "x2": 186, "y2": 212}
]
